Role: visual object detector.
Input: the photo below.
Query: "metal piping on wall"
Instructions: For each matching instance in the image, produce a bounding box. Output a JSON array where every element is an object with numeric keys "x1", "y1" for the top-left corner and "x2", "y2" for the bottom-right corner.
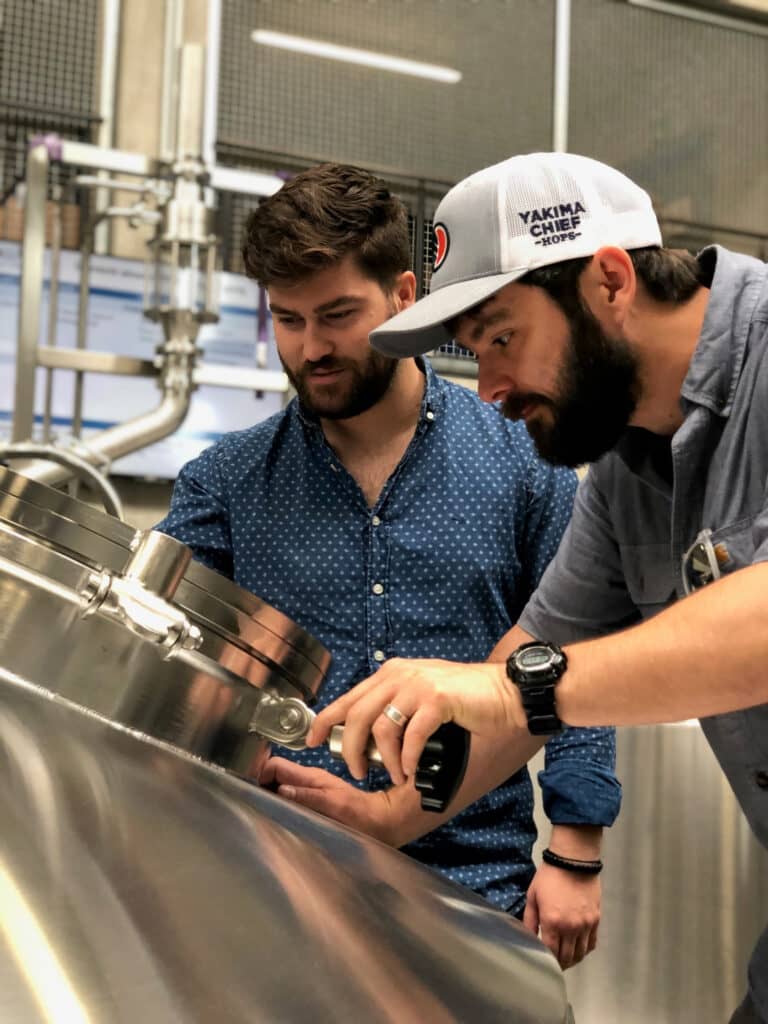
[
  {"x1": 11, "y1": 144, "x2": 48, "y2": 444},
  {"x1": 553, "y1": 0, "x2": 572, "y2": 153},
  {"x1": 0, "y1": 444, "x2": 124, "y2": 518},
  {"x1": 20, "y1": 337, "x2": 197, "y2": 490}
]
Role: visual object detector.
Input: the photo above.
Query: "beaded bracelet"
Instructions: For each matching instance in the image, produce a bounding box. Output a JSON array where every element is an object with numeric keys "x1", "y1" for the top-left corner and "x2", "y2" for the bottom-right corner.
[{"x1": 542, "y1": 848, "x2": 603, "y2": 875}]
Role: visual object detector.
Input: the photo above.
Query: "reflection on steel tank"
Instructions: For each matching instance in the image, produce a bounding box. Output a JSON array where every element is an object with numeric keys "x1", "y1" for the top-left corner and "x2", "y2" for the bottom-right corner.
[
  {"x1": 0, "y1": 466, "x2": 571, "y2": 1024},
  {"x1": 534, "y1": 723, "x2": 768, "y2": 1024}
]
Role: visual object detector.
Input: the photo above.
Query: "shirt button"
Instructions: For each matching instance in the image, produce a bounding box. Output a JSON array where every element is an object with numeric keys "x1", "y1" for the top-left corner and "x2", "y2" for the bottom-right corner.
[
  {"x1": 372, "y1": 582, "x2": 384, "y2": 595},
  {"x1": 373, "y1": 649, "x2": 386, "y2": 662},
  {"x1": 371, "y1": 515, "x2": 382, "y2": 526},
  {"x1": 755, "y1": 771, "x2": 768, "y2": 789},
  {"x1": 426, "y1": 410, "x2": 435, "y2": 421}
]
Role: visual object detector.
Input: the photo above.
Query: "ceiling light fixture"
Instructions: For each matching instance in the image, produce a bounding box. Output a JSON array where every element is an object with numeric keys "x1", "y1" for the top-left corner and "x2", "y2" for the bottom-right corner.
[{"x1": 251, "y1": 30, "x2": 462, "y2": 84}]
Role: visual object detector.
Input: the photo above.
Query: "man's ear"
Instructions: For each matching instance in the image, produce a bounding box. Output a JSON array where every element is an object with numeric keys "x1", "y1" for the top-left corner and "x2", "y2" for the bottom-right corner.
[
  {"x1": 394, "y1": 270, "x2": 417, "y2": 311},
  {"x1": 580, "y1": 246, "x2": 636, "y2": 324}
]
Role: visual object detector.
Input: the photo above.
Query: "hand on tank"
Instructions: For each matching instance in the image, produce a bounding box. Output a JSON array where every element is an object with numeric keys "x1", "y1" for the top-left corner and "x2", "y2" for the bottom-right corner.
[{"x1": 259, "y1": 757, "x2": 399, "y2": 844}]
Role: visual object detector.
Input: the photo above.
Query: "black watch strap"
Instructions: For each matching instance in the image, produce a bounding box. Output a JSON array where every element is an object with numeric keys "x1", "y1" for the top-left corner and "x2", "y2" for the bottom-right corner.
[{"x1": 505, "y1": 641, "x2": 566, "y2": 736}]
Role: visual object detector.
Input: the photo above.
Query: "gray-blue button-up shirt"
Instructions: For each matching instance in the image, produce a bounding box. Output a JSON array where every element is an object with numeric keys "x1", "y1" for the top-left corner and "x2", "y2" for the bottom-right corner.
[{"x1": 519, "y1": 244, "x2": 768, "y2": 1007}]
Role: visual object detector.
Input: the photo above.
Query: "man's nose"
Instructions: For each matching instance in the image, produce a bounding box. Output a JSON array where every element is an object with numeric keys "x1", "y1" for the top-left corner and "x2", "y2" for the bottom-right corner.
[
  {"x1": 302, "y1": 321, "x2": 335, "y2": 362},
  {"x1": 477, "y1": 358, "x2": 509, "y2": 404}
]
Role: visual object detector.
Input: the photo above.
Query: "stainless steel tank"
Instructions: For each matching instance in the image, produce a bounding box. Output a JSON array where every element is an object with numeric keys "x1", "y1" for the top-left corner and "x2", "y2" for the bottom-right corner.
[
  {"x1": 0, "y1": 465, "x2": 571, "y2": 1023},
  {"x1": 0, "y1": 465, "x2": 330, "y2": 779}
]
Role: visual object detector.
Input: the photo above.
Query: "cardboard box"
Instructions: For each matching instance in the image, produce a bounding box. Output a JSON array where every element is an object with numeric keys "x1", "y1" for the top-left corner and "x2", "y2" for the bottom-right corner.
[{"x1": 0, "y1": 197, "x2": 81, "y2": 248}]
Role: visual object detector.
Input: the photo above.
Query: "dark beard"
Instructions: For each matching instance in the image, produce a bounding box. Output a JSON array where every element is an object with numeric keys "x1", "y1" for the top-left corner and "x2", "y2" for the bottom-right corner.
[
  {"x1": 283, "y1": 349, "x2": 399, "y2": 420},
  {"x1": 502, "y1": 299, "x2": 639, "y2": 467}
]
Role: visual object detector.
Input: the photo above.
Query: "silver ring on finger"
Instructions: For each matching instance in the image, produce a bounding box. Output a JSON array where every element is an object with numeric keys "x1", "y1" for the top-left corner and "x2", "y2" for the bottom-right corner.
[{"x1": 383, "y1": 703, "x2": 409, "y2": 728}]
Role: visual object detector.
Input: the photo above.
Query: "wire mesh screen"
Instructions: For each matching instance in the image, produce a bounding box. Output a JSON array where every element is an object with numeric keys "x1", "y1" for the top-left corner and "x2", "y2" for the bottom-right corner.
[
  {"x1": 569, "y1": 0, "x2": 768, "y2": 257},
  {"x1": 217, "y1": 0, "x2": 555, "y2": 184},
  {"x1": 0, "y1": 0, "x2": 100, "y2": 222},
  {"x1": 216, "y1": 0, "x2": 548, "y2": 371}
]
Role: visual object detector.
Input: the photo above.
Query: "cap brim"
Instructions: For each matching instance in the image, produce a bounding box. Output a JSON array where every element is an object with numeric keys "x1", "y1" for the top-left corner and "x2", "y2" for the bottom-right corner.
[{"x1": 370, "y1": 269, "x2": 528, "y2": 358}]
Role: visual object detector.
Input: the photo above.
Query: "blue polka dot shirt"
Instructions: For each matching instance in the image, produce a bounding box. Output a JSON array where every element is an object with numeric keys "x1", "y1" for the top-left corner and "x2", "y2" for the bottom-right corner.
[{"x1": 157, "y1": 359, "x2": 621, "y2": 913}]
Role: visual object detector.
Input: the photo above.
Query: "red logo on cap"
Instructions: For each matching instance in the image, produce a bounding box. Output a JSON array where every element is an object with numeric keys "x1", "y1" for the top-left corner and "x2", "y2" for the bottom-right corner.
[{"x1": 433, "y1": 223, "x2": 449, "y2": 271}]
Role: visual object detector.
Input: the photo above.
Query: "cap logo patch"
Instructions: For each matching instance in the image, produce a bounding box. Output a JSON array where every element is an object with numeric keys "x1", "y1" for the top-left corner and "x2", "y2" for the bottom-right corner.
[
  {"x1": 433, "y1": 222, "x2": 450, "y2": 270},
  {"x1": 518, "y1": 201, "x2": 586, "y2": 248}
]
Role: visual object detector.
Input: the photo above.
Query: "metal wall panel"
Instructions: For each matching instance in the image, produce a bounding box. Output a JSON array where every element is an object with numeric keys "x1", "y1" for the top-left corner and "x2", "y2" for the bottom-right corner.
[
  {"x1": 532, "y1": 723, "x2": 768, "y2": 1022},
  {"x1": 0, "y1": 0, "x2": 99, "y2": 226},
  {"x1": 569, "y1": 0, "x2": 768, "y2": 254},
  {"x1": 218, "y1": 0, "x2": 555, "y2": 184}
]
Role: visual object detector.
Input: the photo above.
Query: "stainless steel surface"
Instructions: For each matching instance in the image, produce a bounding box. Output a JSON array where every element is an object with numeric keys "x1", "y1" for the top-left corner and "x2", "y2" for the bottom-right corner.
[
  {"x1": 203, "y1": 0, "x2": 223, "y2": 169},
  {"x1": 531, "y1": 724, "x2": 768, "y2": 1022},
  {"x1": 208, "y1": 163, "x2": 285, "y2": 197},
  {"x1": 123, "y1": 530, "x2": 192, "y2": 599},
  {"x1": 0, "y1": 466, "x2": 330, "y2": 777},
  {"x1": 249, "y1": 693, "x2": 317, "y2": 749},
  {"x1": 93, "y1": 0, "x2": 121, "y2": 254},
  {"x1": 160, "y1": 0, "x2": 185, "y2": 163},
  {"x1": 192, "y1": 361, "x2": 290, "y2": 392},
  {"x1": 36, "y1": 346, "x2": 158, "y2": 378},
  {"x1": 21, "y1": 378, "x2": 194, "y2": 488},
  {"x1": 35, "y1": 346, "x2": 290, "y2": 393},
  {"x1": 59, "y1": 140, "x2": 152, "y2": 176},
  {"x1": 627, "y1": 0, "x2": 768, "y2": 36},
  {"x1": 553, "y1": 0, "x2": 572, "y2": 152},
  {"x1": 0, "y1": 444, "x2": 124, "y2": 519},
  {"x1": 73, "y1": 222, "x2": 97, "y2": 438},
  {"x1": 0, "y1": 469, "x2": 331, "y2": 686},
  {"x1": 0, "y1": 464, "x2": 569, "y2": 1022},
  {"x1": 12, "y1": 143, "x2": 47, "y2": 443},
  {"x1": 41, "y1": 186, "x2": 62, "y2": 442},
  {"x1": 10, "y1": 132, "x2": 288, "y2": 495},
  {"x1": 0, "y1": 680, "x2": 569, "y2": 1024},
  {"x1": 329, "y1": 722, "x2": 385, "y2": 767},
  {"x1": 176, "y1": 44, "x2": 205, "y2": 157}
]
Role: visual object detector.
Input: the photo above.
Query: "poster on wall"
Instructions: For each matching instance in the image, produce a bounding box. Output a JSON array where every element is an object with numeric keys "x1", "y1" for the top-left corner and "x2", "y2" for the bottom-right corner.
[{"x1": 0, "y1": 241, "x2": 284, "y2": 478}]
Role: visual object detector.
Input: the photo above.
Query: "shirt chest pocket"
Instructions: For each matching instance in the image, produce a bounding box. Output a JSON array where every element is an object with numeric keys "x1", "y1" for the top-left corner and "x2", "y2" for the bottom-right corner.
[{"x1": 619, "y1": 542, "x2": 677, "y2": 620}]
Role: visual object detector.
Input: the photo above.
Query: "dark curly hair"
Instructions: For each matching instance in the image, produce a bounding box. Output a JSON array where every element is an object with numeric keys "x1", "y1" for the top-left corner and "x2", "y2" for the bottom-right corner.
[
  {"x1": 521, "y1": 246, "x2": 705, "y2": 318},
  {"x1": 241, "y1": 163, "x2": 411, "y2": 290}
]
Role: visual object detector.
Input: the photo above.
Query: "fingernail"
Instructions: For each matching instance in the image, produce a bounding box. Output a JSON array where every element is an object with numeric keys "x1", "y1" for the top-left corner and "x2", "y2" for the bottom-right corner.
[{"x1": 279, "y1": 785, "x2": 296, "y2": 800}]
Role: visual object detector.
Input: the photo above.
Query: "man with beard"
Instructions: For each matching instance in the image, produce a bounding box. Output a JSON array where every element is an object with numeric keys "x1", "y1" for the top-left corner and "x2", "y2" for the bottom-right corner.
[
  {"x1": 307, "y1": 152, "x2": 768, "y2": 1023},
  {"x1": 156, "y1": 162, "x2": 621, "y2": 969}
]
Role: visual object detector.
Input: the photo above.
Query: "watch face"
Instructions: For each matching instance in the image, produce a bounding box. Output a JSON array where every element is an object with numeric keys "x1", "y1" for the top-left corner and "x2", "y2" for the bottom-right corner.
[{"x1": 518, "y1": 646, "x2": 552, "y2": 670}]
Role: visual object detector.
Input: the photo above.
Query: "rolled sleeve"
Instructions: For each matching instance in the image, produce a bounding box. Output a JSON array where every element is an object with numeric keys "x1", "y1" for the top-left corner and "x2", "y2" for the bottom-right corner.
[{"x1": 539, "y1": 726, "x2": 622, "y2": 826}]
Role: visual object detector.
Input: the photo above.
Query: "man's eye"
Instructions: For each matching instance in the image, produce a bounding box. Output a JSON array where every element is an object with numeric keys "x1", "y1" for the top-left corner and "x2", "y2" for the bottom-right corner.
[
  {"x1": 325, "y1": 309, "x2": 354, "y2": 321},
  {"x1": 276, "y1": 316, "x2": 301, "y2": 327},
  {"x1": 491, "y1": 332, "x2": 512, "y2": 348}
]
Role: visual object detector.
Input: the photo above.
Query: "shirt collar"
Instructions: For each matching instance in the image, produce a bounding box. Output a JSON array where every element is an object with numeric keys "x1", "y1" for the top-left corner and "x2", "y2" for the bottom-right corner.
[{"x1": 679, "y1": 245, "x2": 767, "y2": 419}]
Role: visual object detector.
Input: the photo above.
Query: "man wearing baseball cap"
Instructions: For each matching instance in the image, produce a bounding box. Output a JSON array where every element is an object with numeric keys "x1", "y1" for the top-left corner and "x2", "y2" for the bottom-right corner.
[{"x1": 307, "y1": 152, "x2": 768, "y2": 1023}]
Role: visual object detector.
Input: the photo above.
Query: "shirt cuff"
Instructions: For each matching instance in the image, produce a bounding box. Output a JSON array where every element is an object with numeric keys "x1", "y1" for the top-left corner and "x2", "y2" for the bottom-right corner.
[{"x1": 537, "y1": 762, "x2": 622, "y2": 827}]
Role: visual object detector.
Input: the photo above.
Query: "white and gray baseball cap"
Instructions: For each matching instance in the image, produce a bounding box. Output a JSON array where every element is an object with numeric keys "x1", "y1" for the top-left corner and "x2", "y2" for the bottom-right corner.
[{"x1": 370, "y1": 151, "x2": 662, "y2": 357}]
